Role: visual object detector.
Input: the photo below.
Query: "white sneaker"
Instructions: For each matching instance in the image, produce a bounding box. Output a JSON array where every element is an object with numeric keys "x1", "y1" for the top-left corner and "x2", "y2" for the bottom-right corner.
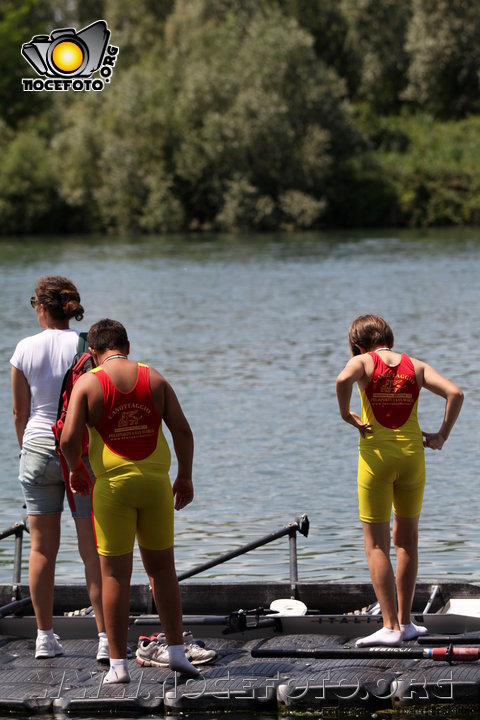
[
  {"x1": 136, "y1": 637, "x2": 169, "y2": 667},
  {"x1": 35, "y1": 633, "x2": 63, "y2": 659},
  {"x1": 184, "y1": 637, "x2": 216, "y2": 665},
  {"x1": 96, "y1": 634, "x2": 109, "y2": 663},
  {"x1": 136, "y1": 631, "x2": 216, "y2": 667}
]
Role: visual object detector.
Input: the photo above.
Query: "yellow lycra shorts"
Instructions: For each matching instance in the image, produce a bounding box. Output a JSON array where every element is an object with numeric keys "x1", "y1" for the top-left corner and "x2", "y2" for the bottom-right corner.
[
  {"x1": 93, "y1": 472, "x2": 174, "y2": 556},
  {"x1": 357, "y1": 445, "x2": 425, "y2": 523}
]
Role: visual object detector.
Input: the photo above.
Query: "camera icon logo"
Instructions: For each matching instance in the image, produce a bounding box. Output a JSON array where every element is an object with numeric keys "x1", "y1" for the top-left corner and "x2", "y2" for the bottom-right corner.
[
  {"x1": 22, "y1": 20, "x2": 110, "y2": 78},
  {"x1": 21, "y1": 20, "x2": 119, "y2": 92}
]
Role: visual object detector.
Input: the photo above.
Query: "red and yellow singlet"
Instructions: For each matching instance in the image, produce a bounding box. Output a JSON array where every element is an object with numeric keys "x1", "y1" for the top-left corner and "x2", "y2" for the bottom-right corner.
[
  {"x1": 357, "y1": 352, "x2": 425, "y2": 523},
  {"x1": 88, "y1": 363, "x2": 174, "y2": 556}
]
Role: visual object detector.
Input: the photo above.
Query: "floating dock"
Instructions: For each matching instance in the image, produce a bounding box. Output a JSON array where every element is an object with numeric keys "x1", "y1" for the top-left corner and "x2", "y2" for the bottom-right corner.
[
  {"x1": 0, "y1": 630, "x2": 480, "y2": 714},
  {"x1": 0, "y1": 515, "x2": 479, "y2": 714}
]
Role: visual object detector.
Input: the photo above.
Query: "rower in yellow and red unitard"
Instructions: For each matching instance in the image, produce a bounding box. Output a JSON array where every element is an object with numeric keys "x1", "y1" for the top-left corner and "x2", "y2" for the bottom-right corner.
[
  {"x1": 336, "y1": 315, "x2": 463, "y2": 648},
  {"x1": 61, "y1": 319, "x2": 199, "y2": 684},
  {"x1": 87, "y1": 361, "x2": 174, "y2": 558},
  {"x1": 357, "y1": 350, "x2": 425, "y2": 526}
]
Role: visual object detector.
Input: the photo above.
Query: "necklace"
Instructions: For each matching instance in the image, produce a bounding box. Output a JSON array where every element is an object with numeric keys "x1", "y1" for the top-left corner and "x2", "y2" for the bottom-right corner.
[
  {"x1": 374, "y1": 347, "x2": 391, "y2": 352},
  {"x1": 102, "y1": 354, "x2": 128, "y2": 364}
]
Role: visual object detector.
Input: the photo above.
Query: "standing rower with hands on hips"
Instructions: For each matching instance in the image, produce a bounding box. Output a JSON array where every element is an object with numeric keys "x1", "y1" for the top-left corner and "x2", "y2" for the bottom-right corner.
[{"x1": 336, "y1": 315, "x2": 463, "y2": 648}]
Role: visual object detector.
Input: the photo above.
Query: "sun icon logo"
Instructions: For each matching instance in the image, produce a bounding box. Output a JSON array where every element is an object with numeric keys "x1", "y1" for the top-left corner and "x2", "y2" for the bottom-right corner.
[{"x1": 51, "y1": 40, "x2": 85, "y2": 74}]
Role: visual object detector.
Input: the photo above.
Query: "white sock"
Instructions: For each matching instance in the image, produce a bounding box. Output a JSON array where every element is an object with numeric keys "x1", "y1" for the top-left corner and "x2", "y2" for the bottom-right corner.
[
  {"x1": 168, "y1": 644, "x2": 200, "y2": 677},
  {"x1": 37, "y1": 629, "x2": 54, "y2": 638},
  {"x1": 401, "y1": 622, "x2": 428, "y2": 640},
  {"x1": 103, "y1": 658, "x2": 130, "y2": 684},
  {"x1": 355, "y1": 627, "x2": 403, "y2": 647}
]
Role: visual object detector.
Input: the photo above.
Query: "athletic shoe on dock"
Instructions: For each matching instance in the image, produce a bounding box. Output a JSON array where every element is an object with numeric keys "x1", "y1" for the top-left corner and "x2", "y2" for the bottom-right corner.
[
  {"x1": 183, "y1": 632, "x2": 216, "y2": 665},
  {"x1": 136, "y1": 637, "x2": 169, "y2": 667},
  {"x1": 35, "y1": 633, "x2": 63, "y2": 659},
  {"x1": 136, "y1": 631, "x2": 216, "y2": 667},
  {"x1": 96, "y1": 634, "x2": 110, "y2": 663}
]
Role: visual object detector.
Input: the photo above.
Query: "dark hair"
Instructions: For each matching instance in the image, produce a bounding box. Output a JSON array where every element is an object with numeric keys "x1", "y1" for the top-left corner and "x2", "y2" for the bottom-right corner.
[
  {"x1": 348, "y1": 315, "x2": 394, "y2": 356},
  {"x1": 35, "y1": 276, "x2": 84, "y2": 322},
  {"x1": 87, "y1": 319, "x2": 129, "y2": 353}
]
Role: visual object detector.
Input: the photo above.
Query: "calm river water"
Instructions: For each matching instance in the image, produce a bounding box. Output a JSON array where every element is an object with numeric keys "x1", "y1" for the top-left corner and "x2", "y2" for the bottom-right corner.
[{"x1": 0, "y1": 230, "x2": 478, "y2": 587}]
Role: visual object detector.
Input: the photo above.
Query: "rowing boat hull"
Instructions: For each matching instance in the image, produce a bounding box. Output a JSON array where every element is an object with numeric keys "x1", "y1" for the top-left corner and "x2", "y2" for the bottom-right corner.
[{"x1": 0, "y1": 580, "x2": 479, "y2": 640}]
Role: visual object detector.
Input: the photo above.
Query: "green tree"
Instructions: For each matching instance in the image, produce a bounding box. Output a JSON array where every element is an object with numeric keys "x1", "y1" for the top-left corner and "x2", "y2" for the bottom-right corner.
[
  {"x1": 51, "y1": 3, "x2": 361, "y2": 233},
  {"x1": 374, "y1": 115, "x2": 480, "y2": 226},
  {"x1": 103, "y1": 0, "x2": 174, "y2": 66},
  {"x1": 277, "y1": 0, "x2": 356, "y2": 94},
  {"x1": 161, "y1": 4, "x2": 358, "y2": 230},
  {"x1": 341, "y1": 0, "x2": 412, "y2": 113},
  {"x1": 0, "y1": 0, "x2": 54, "y2": 127},
  {"x1": 49, "y1": 98, "x2": 106, "y2": 232},
  {"x1": 404, "y1": 0, "x2": 480, "y2": 118},
  {"x1": 0, "y1": 125, "x2": 66, "y2": 233},
  {"x1": 44, "y1": 0, "x2": 106, "y2": 27}
]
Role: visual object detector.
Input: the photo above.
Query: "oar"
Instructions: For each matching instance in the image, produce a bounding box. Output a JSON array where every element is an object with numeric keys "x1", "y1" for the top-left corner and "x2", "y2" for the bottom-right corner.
[
  {"x1": 251, "y1": 644, "x2": 480, "y2": 662},
  {"x1": 418, "y1": 632, "x2": 480, "y2": 645},
  {"x1": 0, "y1": 597, "x2": 32, "y2": 618},
  {"x1": 134, "y1": 607, "x2": 280, "y2": 635},
  {"x1": 422, "y1": 584, "x2": 440, "y2": 613},
  {"x1": 177, "y1": 514, "x2": 309, "y2": 582}
]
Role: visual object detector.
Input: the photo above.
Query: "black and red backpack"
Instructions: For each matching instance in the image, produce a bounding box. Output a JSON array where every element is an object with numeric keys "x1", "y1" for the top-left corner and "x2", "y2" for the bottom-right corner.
[{"x1": 51, "y1": 332, "x2": 95, "y2": 486}]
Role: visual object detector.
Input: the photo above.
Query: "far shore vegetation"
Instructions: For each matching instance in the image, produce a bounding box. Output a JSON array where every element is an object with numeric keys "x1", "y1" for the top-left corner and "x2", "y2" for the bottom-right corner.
[{"x1": 2, "y1": 0, "x2": 480, "y2": 235}]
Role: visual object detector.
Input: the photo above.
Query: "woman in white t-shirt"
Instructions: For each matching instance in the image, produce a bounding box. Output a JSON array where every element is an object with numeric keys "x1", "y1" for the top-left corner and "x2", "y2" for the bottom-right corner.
[{"x1": 10, "y1": 276, "x2": 107, "y2": 661}]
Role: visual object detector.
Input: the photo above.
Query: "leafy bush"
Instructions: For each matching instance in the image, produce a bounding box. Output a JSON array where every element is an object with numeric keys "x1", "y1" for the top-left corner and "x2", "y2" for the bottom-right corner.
[
  {"x1": 373, "y1": 115, "x2": 480, "y2": 226},
  {"x1": 0, "y1": 128, "x2": 66, "y2": 234},
  {"x1": 404, "y1": 0, "x2": 480, "y2": 118}
]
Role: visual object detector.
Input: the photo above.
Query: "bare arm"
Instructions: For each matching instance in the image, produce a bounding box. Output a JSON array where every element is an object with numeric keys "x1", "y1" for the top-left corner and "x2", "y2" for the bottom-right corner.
[
  {"x1": 336, "y1": 356, "x2": 372, "y2": 438},
  {"x1": 161, "y1": 381, "x2": 194, "y2": 511},
  {"x1": 11, "y1": 367, "x2": 31, "y2": 448},
  {"x1": 60, "y1": 375, "x2": 92, "y2": 495},
  {"x1": 420, "y1": 362, "x2": 464, "y2": 450}
]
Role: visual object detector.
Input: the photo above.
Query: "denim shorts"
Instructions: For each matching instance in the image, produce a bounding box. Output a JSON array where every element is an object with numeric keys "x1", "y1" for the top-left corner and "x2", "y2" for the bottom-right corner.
[
  {"x1": 66, "y1": 456, "x2": 94, "y2": 520},
  {"x1": 19, "y1": 438, "x2": 93, "y2": 519}
]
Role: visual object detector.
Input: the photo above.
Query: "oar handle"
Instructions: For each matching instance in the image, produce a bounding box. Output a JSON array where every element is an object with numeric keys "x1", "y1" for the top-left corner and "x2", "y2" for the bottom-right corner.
[{"x1": 425, "y1": 646, "x2": 480, "y2": 662}]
